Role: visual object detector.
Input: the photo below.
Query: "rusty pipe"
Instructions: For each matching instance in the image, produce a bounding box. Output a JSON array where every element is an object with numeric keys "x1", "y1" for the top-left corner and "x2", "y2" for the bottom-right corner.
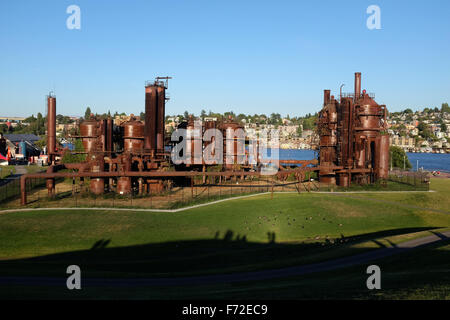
[
  {"x1": 47, "y1": 94, "x2": 57, "y2": 163},
  {"x1": 354, "y1": 72, "x2": 361, "y2": 102},
  {"x1": 324, "y1": 90, "x2": 331, "y2": 106}
]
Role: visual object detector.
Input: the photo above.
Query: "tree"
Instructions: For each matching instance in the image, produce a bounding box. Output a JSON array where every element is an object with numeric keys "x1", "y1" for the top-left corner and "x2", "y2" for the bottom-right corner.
[
  {"x1": 200, "y1": 109, "x2": 207, "y2": 119},
  {"x1": 61, "y1": 139, "x2": 86, "y2": 163},
  {"x1": 441, "y1": 122, "x2": 447, "y2": 133},
  {"x1": 418, "y1": 121, "x2": 432, "y2": 139},
  {"x1": 36, "y1": 113, "x2": 45, "y2": 135},
  {"x1": 84, "y1": 107, "x2": 92, "y2": 120},
  {"x1": 442, "y1": 103, "x2": 450, "y2": 113},
  {"x1": 302, "y1": 116, "x2": 317, "y2": 131},
  {"x1": 389, "y1": 146, "x2": 412, "y2": 170},
  {"x1": 0, "y1": 123, "x2": 8, "y2": 133}
]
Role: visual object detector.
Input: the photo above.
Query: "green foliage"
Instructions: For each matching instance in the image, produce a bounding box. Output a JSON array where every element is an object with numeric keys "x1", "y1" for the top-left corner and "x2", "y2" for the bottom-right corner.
[
  {"x1": 442, "y1": 103, "x2": 450, "y2": 113},
  {"x1": 417, "y1": 121, "x2": 433, "y2": 139},
  {"x1": 389, "y1": 146, "x2": 412, "y2": 170},
  {"x1": 56, "y1": 114, "x2": 74, "y2": 124},
  {"x1": 0, "y1": 123, "x2": 9, "y2": 133},
  {"x1": 84, "y1": 107, "x2": 92, "y2": 120},
  {"x1": 35, "y1": 137, "x2": 47, "y2": 149},
  {"x1": 302, "y1": 116, "x2": 317, "y2": 131},
  {"x1": 61, "y1": 139, "x2": 86, "y2": 164}
]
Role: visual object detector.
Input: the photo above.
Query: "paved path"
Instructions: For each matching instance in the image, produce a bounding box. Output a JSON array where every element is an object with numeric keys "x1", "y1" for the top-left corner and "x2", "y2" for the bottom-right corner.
[
  {"x1": 0, "y1": 165, "x2": 27, "y2": 187},
  {"x1": 0, "y1": 230, "x2": 449, "y2": 288}
]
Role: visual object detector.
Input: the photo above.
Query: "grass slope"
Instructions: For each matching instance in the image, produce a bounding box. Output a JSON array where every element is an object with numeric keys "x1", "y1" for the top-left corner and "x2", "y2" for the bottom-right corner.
[{"x1": 0, "y1": 178, "x2": 449, "y2": 299}]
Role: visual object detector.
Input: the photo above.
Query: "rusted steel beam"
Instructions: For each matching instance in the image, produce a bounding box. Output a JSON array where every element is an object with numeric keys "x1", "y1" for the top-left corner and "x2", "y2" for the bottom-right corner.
[
  {"x1": 22, "y1": 167, "x2": 317, "y2": 179},
  {"x1": 278, "y1": 159, "x2": 318, "y2": 165}
]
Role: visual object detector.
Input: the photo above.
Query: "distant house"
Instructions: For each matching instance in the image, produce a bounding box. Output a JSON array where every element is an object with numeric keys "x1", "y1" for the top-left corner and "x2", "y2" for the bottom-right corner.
[
  {"x1": 3, "y1": 134, "x2": 41, "y2": 159},
  {"x1": 3, "y1": 134, "x2": 40, "y2": 144}
]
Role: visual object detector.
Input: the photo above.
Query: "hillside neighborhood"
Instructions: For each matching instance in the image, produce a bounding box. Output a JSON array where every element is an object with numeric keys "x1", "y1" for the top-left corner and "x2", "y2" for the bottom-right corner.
[{"x1": 1, "y1": 103, "x2": 449, "y2": 162}]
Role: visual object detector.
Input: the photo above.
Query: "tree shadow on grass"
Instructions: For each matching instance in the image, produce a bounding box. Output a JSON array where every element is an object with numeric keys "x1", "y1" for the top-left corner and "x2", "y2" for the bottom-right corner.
[{"x1": 0, "y1": 226, "x2": 441, "y2": 282}]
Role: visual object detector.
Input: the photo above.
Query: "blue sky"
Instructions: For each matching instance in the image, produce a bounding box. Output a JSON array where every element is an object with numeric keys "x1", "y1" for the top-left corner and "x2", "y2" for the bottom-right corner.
[{"x1": 1, "y1": 0, "x2": 449, "y2": 117}]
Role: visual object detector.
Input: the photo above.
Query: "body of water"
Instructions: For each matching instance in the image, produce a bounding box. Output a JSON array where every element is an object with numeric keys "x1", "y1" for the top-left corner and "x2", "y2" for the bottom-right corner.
[
  {"x1": 271, "y1": 149, "x2": 450, "y2": 172},
  {"x1": 406, "y1": 153, "x2": 450, "y2": 172}
]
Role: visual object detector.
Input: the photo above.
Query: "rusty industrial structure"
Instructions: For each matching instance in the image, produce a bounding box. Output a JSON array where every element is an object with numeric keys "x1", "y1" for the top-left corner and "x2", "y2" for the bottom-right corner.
[
  {"x1": 19, "y1": 72, "x2": 389, "y2": 205},
  {"x1": 317, "y1": 72, "x2": 389, "y2": 187}
]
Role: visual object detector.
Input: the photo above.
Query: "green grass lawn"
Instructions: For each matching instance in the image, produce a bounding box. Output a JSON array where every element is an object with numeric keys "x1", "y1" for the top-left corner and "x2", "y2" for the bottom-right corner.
[
  {"x1": 0, "y1": 166, "x2": 15, "y2": 179},
  {"x1": 0, "y1": 178, "x2": 449, "y2": 299}
]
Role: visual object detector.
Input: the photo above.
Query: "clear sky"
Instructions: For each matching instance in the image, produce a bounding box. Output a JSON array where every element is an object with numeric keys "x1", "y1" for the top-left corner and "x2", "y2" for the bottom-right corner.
[{"x1": 1, "y1": 0, "x2": 449, "y2": 118}]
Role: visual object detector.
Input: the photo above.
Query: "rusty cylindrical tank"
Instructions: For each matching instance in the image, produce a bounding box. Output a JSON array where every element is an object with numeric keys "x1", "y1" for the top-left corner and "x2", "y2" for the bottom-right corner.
[
  {"x1": 376, "y1": 134, "x2": 390, "y2": 179},
  {"x1": 221, "y1": 119, "x2": 245, "y2": 169},
  {"x1": 117, "y1": 177, "x2": 132, "y2": 195},
  {"x1": 80, "y1": 119, "x2": 99, "y2": 153},
  {"x1": 90, "y1": 177, "x2": 104, "y2": 195},
  {"x1": 90, "y1": 158, "x2": 105, "y2": 195},
  {"x1": 47, "y1": 95, "x2": 56, "y2": 162},
  {"x1": 337, "y1": 173, "x2": 349, "y2": 187},
  {"x1": 123, "y1": 117, "x2": 145, "y2": 153},
  {"x1": 186, "y1": 116, "x2": 203, "y2": 165}
]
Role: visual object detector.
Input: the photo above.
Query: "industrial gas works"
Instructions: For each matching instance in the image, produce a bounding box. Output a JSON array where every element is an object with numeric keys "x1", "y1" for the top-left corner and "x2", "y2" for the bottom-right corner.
[{"x1": 19, "y1": 73, "x2": 389, "y2": 205}]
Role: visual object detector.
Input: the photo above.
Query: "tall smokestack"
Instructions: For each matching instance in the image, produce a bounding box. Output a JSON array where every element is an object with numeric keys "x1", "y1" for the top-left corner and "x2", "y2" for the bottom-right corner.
[
  {"x1": 144, "y1": 85, "x2": 157, "y2": 151},
  {"x1": 354, "y1": 72, "x2": 361, "y2": 102},
  {"x1": 324, "y1": 90, "x2": 331, "y2": 106},
  {"x1": 47, "y1": 94, "x2": 56, "y2": 162},
  {"x1": 156, "y1": 85, "x2": 165, "y2": 152}
]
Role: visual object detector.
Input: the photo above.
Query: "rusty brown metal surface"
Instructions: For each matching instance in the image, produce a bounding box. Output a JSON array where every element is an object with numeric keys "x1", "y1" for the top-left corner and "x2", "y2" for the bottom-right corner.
[
  {"x1": 354, "y1": 72, "x2": 361, "y2": 102},
  {"x1": 156, "y1": 85, "x2": 165, "y2": 152},
  {"x1": 106, "y1": 118, "x2": 113, "y2": 152},
  {"x1": 318, "y1": 72, "x2": 390, "y2": 186},
  {"x1": 79, "y1": 119, "x2": 100, "y2": 153},
  {"x1": 117, "y1": 177, "x2": 132, "y2": 194},
  {"x1": 123, "y1": 117, "x2": 145, "y2": 153},
  {"x1": 47, "y1": 94, "x2": 56, "y2": 163},
  {"x1": 144, "y1": 85, "x2": 157, "y2": 151}
]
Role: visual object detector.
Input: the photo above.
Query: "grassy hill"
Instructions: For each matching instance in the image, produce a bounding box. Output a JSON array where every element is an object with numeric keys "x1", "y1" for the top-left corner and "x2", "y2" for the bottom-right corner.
[{"x1": 0, "y1": 178, "x2": 449, "y2": 299}]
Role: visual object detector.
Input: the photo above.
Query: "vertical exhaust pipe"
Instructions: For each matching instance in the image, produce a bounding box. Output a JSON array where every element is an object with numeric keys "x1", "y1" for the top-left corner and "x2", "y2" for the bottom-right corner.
[
  {"x1": 156, "y1": 85, "x2": 165, "y2": 152},
  {"x1": 144, "y1": 84, "x2": 157, "y2": 151},
  {"x1": 354, "y1": 72, "x2": 361, "y2": 102},
  {"x1": 47, "y1": 93, "x2": 56, "y2": 163},
  {"x1": 324, "y1": 90, "x2": 331, "y2": 106}
]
